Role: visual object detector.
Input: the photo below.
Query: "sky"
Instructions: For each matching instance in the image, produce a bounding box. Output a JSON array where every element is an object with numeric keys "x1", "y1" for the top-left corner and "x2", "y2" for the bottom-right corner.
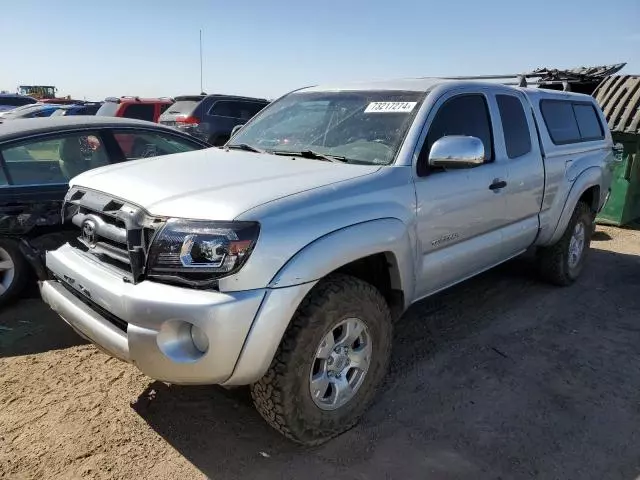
[{"x1": 2, "y1": 0, "x2": 639, "y2": 100}]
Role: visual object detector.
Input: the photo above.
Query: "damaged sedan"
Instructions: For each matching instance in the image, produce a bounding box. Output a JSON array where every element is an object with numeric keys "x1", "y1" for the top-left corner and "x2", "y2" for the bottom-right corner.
[{"x1": 0, "y1": 116, "x2": 209, "y2": 306}]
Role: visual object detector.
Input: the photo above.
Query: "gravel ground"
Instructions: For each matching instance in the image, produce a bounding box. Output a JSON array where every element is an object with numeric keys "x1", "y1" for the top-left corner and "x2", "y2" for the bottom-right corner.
[{"x1": 1, "y1": 225, "x2": 639, "y2": 480}]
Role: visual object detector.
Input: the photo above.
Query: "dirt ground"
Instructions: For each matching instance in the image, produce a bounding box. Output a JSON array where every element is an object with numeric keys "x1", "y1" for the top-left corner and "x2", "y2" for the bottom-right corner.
[{"x1": 1, "y1": 225, "x2": 640, "y2": 480}]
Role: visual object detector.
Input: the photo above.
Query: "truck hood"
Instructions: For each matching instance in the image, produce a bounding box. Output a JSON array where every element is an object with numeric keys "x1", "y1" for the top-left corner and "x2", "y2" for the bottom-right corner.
[{"x1": 70, "y1": 148, "x2": 380, "y2": 220}]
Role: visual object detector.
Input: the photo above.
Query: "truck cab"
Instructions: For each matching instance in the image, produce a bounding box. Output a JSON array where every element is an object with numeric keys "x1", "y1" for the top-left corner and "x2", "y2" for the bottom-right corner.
[{"x1": 39, "y1": 78, "x2": 614, "y2": 445}]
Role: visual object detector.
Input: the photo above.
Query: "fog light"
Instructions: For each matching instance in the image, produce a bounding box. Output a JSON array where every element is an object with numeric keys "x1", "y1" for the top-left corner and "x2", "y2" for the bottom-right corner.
[
  {"x1": 157, "y1": 320, "x2": 209, "y2": 362},
  {"x1": 190, "y1": 324, "x2": 209, "y2": 353}
]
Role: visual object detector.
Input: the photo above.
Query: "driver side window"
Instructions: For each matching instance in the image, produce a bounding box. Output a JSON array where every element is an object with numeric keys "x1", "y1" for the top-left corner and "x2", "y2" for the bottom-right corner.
[
  {"x1": 1, "y1": 133, "x2": 106, "y2": 185},
  {"x1": 417, "y1": 94, "x2": 494, "y2": 176}
]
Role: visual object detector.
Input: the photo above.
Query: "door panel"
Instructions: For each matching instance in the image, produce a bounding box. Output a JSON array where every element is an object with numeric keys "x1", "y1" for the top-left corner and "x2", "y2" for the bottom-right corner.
[
  {"x1": 412, "y1": 91, "x2": 509, "y2": 299},
  {"x1": 500, "y1": 216, "x2": 539, "y2": 256},
  {"x1": 414, "y1": 164, "x2": 507, "y2": 297},
  {"x1": 493, "y1": 93, "x2": 545, "y2": 255}
]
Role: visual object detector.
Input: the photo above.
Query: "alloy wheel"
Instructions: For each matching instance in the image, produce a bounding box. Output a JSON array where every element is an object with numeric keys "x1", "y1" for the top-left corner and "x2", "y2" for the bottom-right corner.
[
  {"x1": 568, "y1": 221, "x2": 586, "y2": 269},
  {"x1": 309, "y1": 318, "x2": 372, "y2": 411}
]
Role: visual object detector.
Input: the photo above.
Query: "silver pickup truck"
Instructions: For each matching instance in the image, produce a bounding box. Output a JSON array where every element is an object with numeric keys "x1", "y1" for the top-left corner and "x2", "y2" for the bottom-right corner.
[{"x1": 40, "y1": 79, "x2": 614, "y2": 444}]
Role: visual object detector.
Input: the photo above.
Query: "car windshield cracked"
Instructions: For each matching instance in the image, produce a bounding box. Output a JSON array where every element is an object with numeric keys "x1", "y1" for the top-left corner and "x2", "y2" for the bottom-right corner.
[{"x1": 227, "y1": 90, "x2": 425, "y2": 166}]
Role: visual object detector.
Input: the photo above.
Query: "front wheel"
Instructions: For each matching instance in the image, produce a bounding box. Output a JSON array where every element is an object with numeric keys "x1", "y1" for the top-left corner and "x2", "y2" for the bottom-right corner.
[
  {"x1": 251, "y1": 274, "x2": 392, "y2": 445},
  {"x1": 537, "y1": 201, "x2": 593, "y2": 286}
]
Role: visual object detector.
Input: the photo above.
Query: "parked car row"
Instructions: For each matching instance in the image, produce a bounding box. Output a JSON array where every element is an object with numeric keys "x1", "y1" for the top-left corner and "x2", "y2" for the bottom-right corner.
[
  {"x1": 0, "y1": 101, "x2": 108, "y2": 123},
  {"x1": 158, "y1": 94, "x2": 269, "y2": 145},
  {"x1": 0, "y1": 103, "x2": 66, "y2": 123},
  {"x1": 0, "y1": 93, "x2": 38, "y2": 113},
  {"x1": 51, "y1": 102, "x2": 103, "y2": 117},
  {"x1": 0, "y1": 90, "x2": 272, "y2": 304},
  {"x1": 0, "y1": 92, "x2": 270, "y2": 146}
]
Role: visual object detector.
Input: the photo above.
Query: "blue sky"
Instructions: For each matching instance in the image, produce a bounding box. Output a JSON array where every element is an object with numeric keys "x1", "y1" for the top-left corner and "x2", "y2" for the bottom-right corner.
[{"x1": 3, "y1": 0, "x2": 639, "y2": 100}]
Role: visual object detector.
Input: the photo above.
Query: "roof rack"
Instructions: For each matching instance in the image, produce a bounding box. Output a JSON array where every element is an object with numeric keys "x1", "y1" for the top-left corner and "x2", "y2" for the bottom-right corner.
[
  {"x1": 441, "y1": 63, "x2": 626, "y2": 93},
  {"x1": 441, "y1": 73, "x2": 539, "y2": 88}
]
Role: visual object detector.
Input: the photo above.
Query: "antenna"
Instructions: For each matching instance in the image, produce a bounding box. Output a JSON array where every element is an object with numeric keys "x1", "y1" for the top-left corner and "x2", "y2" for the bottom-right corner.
[{"x1": 199, "y1": 29, "x2": 204, "y2": 94}]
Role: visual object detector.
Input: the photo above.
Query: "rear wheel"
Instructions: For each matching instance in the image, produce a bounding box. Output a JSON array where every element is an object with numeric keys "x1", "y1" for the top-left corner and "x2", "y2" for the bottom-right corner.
[
  {"x1": 0, "y1": 238, "x2": 29, "y2": 308},
  {"x1": 251, "y1": 274, "x2": 392, "y2": 445},
  {"x1": 538, "y1": 201, "x2": 593, "y2": 286}
]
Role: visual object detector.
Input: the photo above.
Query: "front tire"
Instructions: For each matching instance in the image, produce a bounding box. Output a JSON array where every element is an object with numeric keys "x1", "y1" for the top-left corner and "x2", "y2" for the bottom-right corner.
[
  {"x1": 251, "y1": 274, "x2": 392, "y2": 445},
  {"x1": 537, "y1": 201, "x2": 593, "y2": 286},
  {"x1": 0, "y1": 238, "x2": 29, "y2": 308}
]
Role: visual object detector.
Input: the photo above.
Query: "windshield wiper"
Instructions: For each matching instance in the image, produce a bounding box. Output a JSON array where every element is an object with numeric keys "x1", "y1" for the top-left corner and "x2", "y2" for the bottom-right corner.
[
  {"x1": 226, "y1": 143, "x2": 265, "y2": 154},
  {"x1": 271, "y1": 150, "x2": 348, "y2": 163}
]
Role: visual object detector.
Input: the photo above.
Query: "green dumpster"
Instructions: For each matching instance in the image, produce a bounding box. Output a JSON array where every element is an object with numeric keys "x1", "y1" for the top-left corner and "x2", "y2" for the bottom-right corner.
[
  {"x1": 593, "y1": 75, "x2": 640, "y2": 226},
  {"x1": 596, "y1": 134, "x2": 640, "y2": 225}
]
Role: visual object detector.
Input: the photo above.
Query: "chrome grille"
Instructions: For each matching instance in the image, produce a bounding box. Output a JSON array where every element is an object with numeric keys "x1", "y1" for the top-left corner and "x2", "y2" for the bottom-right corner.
[{"x1": 63, "y1": 187, "x2": 163, "y2": 283}]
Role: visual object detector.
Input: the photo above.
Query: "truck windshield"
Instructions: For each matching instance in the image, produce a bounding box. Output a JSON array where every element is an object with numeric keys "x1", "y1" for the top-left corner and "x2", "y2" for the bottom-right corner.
[{"x1": 228, "y1": 90, "x2": 425, "y2": 165}]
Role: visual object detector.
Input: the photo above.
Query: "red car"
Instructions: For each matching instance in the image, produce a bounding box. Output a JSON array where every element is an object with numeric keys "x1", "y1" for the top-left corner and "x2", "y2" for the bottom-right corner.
[{"x1": 96, "y1": 96, "x2": 173, "y2": 123}]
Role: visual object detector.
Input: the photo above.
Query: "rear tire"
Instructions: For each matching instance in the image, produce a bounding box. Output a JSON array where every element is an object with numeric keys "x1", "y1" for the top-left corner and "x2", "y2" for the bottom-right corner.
[
  {"x1": 251, "y1": 273, "x2": 392, "y2": 445},
  {"x1": 537, "y1": 201, "x2": 593, "y2": 286},
  {"x1": 0, "y1": 238, "x2": 29, "y2": 308}
]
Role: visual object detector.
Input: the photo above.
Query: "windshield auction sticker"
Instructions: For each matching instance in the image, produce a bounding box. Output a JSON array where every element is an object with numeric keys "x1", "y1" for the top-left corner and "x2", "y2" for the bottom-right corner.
[{"x1": 364, "y1": 102, "x2": 417, "y2": 113}]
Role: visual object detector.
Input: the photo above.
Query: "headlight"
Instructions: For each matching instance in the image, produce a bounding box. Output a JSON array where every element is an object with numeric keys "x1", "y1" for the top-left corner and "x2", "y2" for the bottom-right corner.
[{"x1": 147, "y1": 219, "x2": 260, "y2": 286}]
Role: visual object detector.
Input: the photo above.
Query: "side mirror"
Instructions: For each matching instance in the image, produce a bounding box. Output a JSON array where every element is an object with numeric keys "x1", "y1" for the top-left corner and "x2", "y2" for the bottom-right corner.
[
  {"x1": 428, "y1": 135, "x2": 485, "y2": 169},
  {"x1": 230, "y1": 124, "x2": 244, "y2": 138}
]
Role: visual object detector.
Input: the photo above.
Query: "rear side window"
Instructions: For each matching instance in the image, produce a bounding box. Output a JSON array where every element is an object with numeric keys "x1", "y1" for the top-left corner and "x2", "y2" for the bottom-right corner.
[
  {"x1": 540, "y1": 101, "x2": 580, "y2": 144},
  {"x1": 573, "y1": 104, "x2": 604, "y2": 140},
  {"x1": 540, "y1": 100, "x2": 604, "y2": 144},
  {"x1": 496, "y1": 95, "x2": 532, "y2": 158},
  {"x1": 121, "y1": 104, "x2": 155, "y2": 122},
  {"x1": 209, "y1": 100, "x2": 267, "y2": 120},
  {"x1": 113, "y1": 130, "x2": 202, "y2": 160}
]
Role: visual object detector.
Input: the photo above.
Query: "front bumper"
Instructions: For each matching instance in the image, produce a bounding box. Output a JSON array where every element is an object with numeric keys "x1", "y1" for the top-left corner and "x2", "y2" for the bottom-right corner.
[
  {"x1": 41, "y1": 244, "x2": 314, "y2": 385},
  {"x1": 41, "y1": 280, "x2": 130, "y2": 361}
]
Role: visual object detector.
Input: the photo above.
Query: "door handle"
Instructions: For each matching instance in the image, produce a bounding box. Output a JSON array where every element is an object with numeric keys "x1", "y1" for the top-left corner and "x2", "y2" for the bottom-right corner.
[{"x1": 489, "y1": 179, "x2": 507, "y2": 190}]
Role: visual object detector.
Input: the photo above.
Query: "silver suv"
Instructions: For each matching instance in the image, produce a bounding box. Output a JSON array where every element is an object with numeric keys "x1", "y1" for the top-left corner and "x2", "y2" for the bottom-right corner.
[{"x1": 40, "y1": 78, "x2": 614, "y2": 444}]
